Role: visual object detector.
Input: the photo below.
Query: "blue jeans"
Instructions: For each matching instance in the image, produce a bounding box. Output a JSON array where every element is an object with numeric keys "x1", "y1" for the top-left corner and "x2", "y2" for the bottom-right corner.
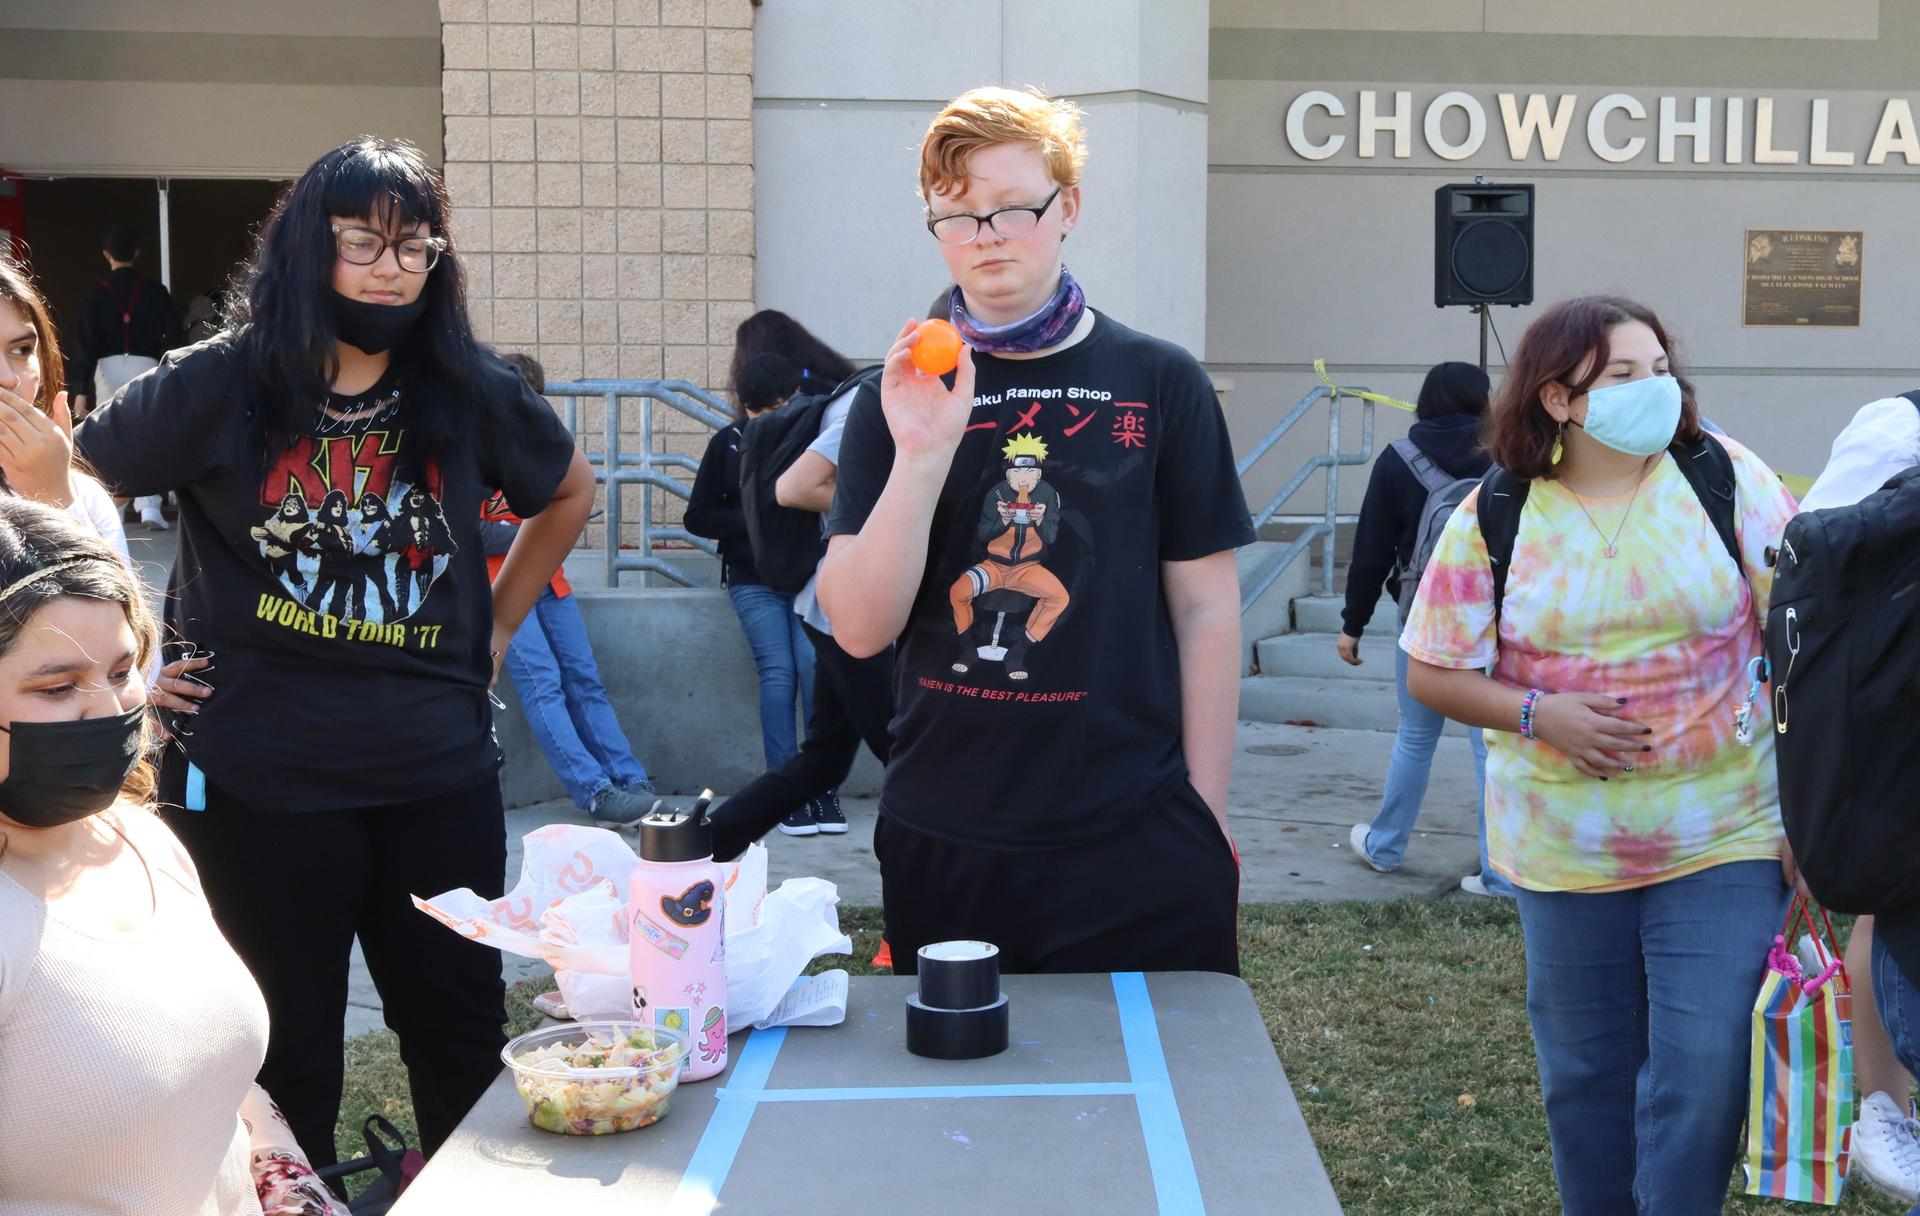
[
  {"x1": 727, "y1": 582, "x2": 817, "y2": 769},
  {"x1": 1515, "y1": 860, "x2": 1789, "y2": 1215},
  {"x1": 504, "y1": 587, "x2": 650, "y2": 809},
  {"x1": 1361, "y1": 645, "x2": 1508, "y2": 892},
  {"x1": 1871, "y1": 936, "x2": 1920, "y2": 1216}
]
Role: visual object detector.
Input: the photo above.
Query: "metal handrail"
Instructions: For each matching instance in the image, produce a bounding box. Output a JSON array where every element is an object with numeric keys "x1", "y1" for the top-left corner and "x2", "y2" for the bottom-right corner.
[
  {"x1": 546, "y1": 379, "x2": 732, "y2": 588},
  {"x1": 548, "y1": 373, "x2": 1377, "y2": 606},
  {"x1": 1234, "y1": 383, "x2": 1376, "y2": 612}
]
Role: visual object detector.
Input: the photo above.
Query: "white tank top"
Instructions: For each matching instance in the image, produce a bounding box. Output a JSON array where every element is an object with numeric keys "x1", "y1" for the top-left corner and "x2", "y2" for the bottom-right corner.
[{"x1": 0, "y1": 809, "x2": 269, "y2": 1215}]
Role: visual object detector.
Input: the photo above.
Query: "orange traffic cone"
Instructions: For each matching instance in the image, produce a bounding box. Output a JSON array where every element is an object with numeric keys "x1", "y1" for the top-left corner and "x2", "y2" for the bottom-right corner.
[{"x1": 871, "y1": 936, "x2": 893, "y2": 971}]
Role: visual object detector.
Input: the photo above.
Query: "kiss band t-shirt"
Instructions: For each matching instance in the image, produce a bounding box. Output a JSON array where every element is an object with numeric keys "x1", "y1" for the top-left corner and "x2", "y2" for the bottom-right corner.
[
  {"x1": 75, "y1": 336, "x2": 579, "y2": 813},
  {"x1": 825, "y1": 311, "x2": 1254, "y2": 850}
]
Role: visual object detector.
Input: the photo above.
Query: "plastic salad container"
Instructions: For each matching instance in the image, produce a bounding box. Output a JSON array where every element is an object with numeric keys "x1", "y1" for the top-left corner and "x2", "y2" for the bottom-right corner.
[{"x1": 500, "y1": 1021, "x2": 688, "y2": 1135}]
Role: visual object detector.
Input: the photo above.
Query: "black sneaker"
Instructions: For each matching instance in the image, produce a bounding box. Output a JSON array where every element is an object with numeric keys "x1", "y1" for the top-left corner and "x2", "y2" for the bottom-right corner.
[
  {"x1": 777, "y1": 803, "x2": 819, "y2": 836},
  {"x1": 812, "y1": 789, "x2": 848, "y2": 834}
]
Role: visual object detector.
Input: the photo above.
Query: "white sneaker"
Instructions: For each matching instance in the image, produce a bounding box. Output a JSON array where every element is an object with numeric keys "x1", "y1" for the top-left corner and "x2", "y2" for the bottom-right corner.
[
  {"x1": 1852, "y1": 1090, "x2": 1920, "y2": 1204},
  {"x1": 1348, "y1": 824, "x2": 1392, "y2": 873},
  {"x1": 1460, "y1": 874, "x2": 1493, "y2": 897},
  {"x1": 139, "y1": 507, "x2": 170, "y2": 530}
]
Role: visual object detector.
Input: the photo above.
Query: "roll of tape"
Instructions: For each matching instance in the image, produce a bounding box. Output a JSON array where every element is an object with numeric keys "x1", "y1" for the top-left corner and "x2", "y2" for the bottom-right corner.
[
  {"x1": 916, "y1": 940, "x2": 1001, "y2": 1011},
  {"x1": 905, "y1": 994, "x2": 1010, "y2": 1060}
]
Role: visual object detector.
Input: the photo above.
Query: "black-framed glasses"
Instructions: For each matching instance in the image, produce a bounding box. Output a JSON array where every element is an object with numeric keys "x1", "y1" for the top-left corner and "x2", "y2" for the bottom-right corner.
[
  {"x1": 331, "y1": 225, "x2": 448, "y2": 273},
  {"x1": 926, "y1": 188, "x2": 1061, "y2": 246}
]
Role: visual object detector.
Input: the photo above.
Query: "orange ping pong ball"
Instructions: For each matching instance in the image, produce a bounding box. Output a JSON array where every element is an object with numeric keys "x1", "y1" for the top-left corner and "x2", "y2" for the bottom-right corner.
[{"x1": 910, "y1": 319, "x2": 964, "y2": 376}]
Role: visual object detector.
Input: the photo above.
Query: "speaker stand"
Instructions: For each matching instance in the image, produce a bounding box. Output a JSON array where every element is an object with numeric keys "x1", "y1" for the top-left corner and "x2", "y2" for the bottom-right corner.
[{"x1": 1477, "y1": 304, "x2": 1490, "y2": 373}]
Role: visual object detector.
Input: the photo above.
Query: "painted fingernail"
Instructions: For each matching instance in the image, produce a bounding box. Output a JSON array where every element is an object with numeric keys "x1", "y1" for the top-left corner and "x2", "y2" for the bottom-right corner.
[
  {"x1": 1616, "y1": 697, "x2": 1630, "y2": 705},
  {"x1": 1641, "y1": 745, "x2": 1652, "y2": 752}
]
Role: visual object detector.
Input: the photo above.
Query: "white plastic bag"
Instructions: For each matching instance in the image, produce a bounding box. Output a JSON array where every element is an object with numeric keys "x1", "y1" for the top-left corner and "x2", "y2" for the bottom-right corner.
[{"x1": 414, "y1": 824, "x2": 851, "y2": 1026}]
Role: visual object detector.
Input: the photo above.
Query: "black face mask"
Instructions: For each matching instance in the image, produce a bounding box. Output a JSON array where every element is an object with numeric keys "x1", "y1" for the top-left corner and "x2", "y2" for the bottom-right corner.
[
  {"x1": 0, "y1": 706, "x2": 145, "y2": 828},
  {"x1": 331, "y1": 291, "x2": 428, "y2": 355}
]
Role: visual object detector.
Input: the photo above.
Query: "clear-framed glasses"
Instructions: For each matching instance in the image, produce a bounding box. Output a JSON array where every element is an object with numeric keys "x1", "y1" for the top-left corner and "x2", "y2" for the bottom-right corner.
[
  {"x1": 331, "y1": 224, "x2": 448, "y2": 273},
  {"x1": 926, "y1": 187, "x2": 1061, "y2": 246}
]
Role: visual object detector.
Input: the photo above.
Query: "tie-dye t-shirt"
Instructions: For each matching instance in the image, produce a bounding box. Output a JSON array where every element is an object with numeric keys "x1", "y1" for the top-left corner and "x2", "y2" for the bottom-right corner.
[{"x1": 1400, "y1": 436, "x2": 1798, "y2": 892}]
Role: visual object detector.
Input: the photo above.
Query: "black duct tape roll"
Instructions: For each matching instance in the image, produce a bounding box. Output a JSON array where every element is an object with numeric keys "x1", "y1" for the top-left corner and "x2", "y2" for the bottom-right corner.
[
  {"x1": 916, "y1": 940, "x2": 1001, "y2": 1011},
  {"x1": 906, "y1": 993, "x2": 1011, "y2": 1060}
]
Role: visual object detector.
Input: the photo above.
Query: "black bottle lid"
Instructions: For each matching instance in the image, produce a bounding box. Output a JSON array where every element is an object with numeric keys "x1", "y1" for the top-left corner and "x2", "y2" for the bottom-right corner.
[{"x1": 636, "y1": 794, "x2": 715, "y2": 863}]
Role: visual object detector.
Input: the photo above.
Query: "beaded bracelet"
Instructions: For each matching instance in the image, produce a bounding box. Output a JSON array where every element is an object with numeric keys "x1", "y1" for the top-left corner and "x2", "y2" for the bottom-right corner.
[{"x1": 1519, "y1": 688, "x2": 1544, "y2": 739}]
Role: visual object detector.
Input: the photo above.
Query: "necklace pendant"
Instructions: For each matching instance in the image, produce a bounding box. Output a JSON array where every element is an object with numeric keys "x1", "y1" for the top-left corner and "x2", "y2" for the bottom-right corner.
[{"x1": 1604, "y1": 544, "x2": 1617, "y2": 559}]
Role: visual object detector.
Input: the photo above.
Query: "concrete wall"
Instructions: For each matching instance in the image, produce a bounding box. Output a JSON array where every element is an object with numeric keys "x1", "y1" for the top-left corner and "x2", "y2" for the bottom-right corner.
[
  {"x1": 495, "y1": 585, "x2": 884, "y2": 806},
  {"x1": 1210, "y1": 1, "x2": 1920, "y2": 519},
  {"x1": 752, "y1": 0, "x2": 1211, "y2": 364},
  {"x1": 0, "y1": 0, "x2": 442, "y2": 176}
]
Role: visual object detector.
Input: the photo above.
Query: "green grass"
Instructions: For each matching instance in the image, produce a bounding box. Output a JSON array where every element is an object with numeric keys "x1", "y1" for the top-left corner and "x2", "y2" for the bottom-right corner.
[{"x1": 338, "y1": 902, "x2": 1902, "y2": 1214}]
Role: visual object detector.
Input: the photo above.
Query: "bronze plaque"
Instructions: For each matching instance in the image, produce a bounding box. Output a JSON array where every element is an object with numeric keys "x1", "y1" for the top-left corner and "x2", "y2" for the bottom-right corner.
[{"x1": 1743, "y1": 228, "x2": 1863, "y2": 327}]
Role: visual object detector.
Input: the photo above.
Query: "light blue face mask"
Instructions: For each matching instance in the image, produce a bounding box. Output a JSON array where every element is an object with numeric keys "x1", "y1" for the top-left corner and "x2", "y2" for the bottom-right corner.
[{"x1": 1573, "y1": 374, "x2": 1682, "y2": 458}]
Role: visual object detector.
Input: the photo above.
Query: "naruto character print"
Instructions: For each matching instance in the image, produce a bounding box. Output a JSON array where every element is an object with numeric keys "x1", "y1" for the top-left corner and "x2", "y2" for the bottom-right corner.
[
  {"x1": 249, "y1": 387, "x2": 456, "y2": 628},
  {"x1": 950, "y1": 432, "x2": 1073, "y2": 680}
]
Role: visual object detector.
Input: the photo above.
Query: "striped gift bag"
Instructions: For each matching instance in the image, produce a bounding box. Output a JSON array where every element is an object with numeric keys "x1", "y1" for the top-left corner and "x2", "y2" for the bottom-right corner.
[{"x1": 1743, "y1": 895, "x2": 1854, "y2": 1205}]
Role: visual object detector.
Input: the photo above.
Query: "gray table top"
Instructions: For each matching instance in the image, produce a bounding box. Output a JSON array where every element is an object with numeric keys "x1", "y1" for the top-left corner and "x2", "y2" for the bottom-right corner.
[{"x1": 393, "y1": 971, "x2": 1342, "y2": 1215}]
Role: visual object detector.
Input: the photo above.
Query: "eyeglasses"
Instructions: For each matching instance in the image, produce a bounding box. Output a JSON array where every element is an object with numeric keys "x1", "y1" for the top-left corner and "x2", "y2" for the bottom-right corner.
[
  {"x1": 926, "y1": 188, "x2": 1061, "y2": 246},
  {"x1": 332, "y1": 225, "x2": 448, "y2": 273}
]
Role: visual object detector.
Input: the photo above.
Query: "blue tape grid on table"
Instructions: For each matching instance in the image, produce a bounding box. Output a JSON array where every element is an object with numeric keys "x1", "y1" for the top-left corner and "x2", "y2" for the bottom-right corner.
[{"x1": 666, "y1": 971, "x2": 1207, "y2": 1216}]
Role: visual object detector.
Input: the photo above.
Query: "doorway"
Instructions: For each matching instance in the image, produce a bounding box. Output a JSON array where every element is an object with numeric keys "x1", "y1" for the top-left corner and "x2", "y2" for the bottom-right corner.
[{"x1": 12, "y1": 176, "x2": 286, "y2": 365}]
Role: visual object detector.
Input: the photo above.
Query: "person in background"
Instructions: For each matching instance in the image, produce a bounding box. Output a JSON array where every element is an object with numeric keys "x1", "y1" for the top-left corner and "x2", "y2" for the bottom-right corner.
[
  {"x1": 480, "y1": 351, "x2": 655, "y2": 824},
  {"x1": 686, "y1": 351, "x2": 834, "y2": 827},
  {"x1": 0, "y1": 498, "x2": 347, "y2": 1216},
  {"x1": 1791, "y1": 393, "x2": 1920, "y2": 1205},
  {"x1": 728, "y1": 308, "x2": 857, "y2": 400},
  {"x1": 74, "y1": 137, "x2": 594, "y2": 1169},
  {"x1": 1340, "y1": 361, "x2": 1510, "y2": 897},
  {"x1": 702, "y1": 313, "x2": 892, "y2": 853},
  {"x1": 70, "y1": 224, "x2": 182, "y2": 528},
  {"x1": 1403, "y1": 295, "x2": 1798, "y2": 1213}
]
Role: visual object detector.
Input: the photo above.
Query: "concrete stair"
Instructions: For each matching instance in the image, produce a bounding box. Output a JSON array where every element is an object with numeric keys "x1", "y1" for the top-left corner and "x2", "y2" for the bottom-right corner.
[
  {"x1": 1238, "y1": 586, "x2": 1467, "y2": 735},
  {"x1": 1235, "y1": 541, "x2": 1311, "y2": 673}
]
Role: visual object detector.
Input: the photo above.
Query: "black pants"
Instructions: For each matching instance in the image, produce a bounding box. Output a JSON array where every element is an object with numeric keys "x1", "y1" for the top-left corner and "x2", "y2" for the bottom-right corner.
[
  {"x1": 163, "y1": 771, "x2": 509, "y2": 1167},
  {"x1": 876, "y1": 782, "x2": 1242, "y2": 976},
  {"x1": 709, "y1": 622, "x2": 893, "y2": 859}
]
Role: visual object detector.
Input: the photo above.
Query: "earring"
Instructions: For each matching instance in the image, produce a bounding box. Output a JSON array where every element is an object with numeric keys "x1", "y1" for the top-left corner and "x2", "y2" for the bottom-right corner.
[{"x1": 1551, "y1": 423, "x2": 1565, "y2": 465}]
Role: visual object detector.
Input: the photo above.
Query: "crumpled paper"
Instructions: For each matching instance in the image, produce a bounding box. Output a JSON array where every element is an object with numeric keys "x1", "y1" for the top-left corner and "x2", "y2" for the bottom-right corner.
[{"x1": 412, "y1": 823, "x2": 851, "y2": 1026}]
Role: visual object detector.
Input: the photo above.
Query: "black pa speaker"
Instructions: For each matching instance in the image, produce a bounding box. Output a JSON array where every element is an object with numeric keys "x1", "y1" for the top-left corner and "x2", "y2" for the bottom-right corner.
[{"x1": 1434, "y1": 183, "x2": 1534, "y2": 307}]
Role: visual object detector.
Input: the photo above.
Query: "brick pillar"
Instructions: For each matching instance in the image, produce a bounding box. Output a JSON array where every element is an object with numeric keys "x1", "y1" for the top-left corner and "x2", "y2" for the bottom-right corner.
[{"x1": 440, "y1": 0, "x2": 754, "y2": 552}]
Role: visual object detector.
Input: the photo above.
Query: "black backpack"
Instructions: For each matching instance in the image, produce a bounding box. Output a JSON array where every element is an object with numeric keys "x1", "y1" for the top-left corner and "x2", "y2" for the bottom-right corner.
[
  {"x1": 1766, "y1": 390, "x2": 1920, "y2": 914},
  {"x1": 737, "y1": 365, "x2": 880, "y2": 595},
  {"x1": 1476, "y1": 433, "x2": 1744, "y2": 623}
]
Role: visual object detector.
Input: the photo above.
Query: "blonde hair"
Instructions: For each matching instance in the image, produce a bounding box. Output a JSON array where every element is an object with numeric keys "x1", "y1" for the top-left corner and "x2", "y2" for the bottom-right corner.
[{"x1": 919, "y1": 87, "x2": 1088, "y2": 203}]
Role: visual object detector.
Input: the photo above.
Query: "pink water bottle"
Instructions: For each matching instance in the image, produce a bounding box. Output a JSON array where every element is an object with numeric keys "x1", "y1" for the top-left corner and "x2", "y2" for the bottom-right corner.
[{"x1": 627, "y1": 799, "x2": 728, "y2": 1081}]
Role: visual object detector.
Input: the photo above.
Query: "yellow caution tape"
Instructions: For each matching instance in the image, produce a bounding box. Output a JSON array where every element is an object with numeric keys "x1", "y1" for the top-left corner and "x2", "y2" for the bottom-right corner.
[{"x1": 1313, "y1": 359, "x2": 1416, "y2": 413}]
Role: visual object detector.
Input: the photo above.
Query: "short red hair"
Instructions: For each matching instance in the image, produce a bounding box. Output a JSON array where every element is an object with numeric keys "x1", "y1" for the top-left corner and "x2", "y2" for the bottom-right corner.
[{"x1": 919, "y1": 87, "x2": 1087, "y2": 203}]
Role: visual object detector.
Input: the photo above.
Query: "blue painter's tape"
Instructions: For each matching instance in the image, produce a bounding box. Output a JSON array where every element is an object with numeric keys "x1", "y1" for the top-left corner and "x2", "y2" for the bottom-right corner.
[
  {"x1": 1113, "y1": 971, "x2": 1206, "y2": 1215},
  {"x1": 739, "y1": 1081, "x2": 1139, "y2": 1103},
  {"x1": 668, "y1": 1026, "x2": 787, "y2": 1216}
]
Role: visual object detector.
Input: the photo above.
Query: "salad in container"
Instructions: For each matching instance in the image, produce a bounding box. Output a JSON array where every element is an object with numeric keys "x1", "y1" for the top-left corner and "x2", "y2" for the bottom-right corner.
[{"x1": 501, "y1": 1021, "x2": 688, "y2": 1135}]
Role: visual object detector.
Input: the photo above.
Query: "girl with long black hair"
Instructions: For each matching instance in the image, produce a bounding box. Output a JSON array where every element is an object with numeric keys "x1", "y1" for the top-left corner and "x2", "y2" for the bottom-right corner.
[{"x1": 75, "y1": 137, "x2": 593, "y2": 1168}]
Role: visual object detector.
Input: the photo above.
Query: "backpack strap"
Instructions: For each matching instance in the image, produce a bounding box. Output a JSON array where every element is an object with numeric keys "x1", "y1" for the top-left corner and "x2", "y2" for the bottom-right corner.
[
  {"x1": 1669, "y1": 433, "x2": 1743, "y2": 575},
  {"x1": 1475, "y1": 466, "x2": 1529, "y2": 626},
  {"x1": 1479, "y1": 435, "x2": 1745, "y2": 628},
  {"x1": 1391, "y1": 438, "x2": 1454, "y2": 495}
]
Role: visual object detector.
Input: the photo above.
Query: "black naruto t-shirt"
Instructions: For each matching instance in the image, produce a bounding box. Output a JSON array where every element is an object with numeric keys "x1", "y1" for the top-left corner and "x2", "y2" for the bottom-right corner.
[
  {"x1": 75, "y1": 336, "x2": 579, "y2": 813},
  {"x1": 825, "y1": 312, "x2": 1254, "y2": 850}
]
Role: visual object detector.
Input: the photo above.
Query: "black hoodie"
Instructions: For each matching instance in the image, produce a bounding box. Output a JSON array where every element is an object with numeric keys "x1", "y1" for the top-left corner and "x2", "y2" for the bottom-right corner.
[{"x1": 1340, "y1": 413, "x2": 1490, "y2": 637}]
